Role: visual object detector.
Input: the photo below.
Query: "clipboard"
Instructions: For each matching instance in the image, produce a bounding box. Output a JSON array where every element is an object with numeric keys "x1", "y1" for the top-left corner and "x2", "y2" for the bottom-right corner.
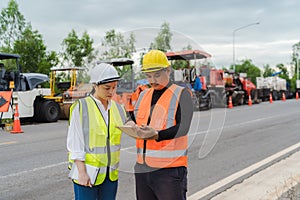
[
  {"x1": 117, "y1": 125, "x2": 140, "y2": 139},
  {"x1": 68, "y1": 163, "x2": 100, "y2": 185}
]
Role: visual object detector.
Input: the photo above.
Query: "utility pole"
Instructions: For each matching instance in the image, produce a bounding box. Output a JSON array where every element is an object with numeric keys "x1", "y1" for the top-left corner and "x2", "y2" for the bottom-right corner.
[{"x1": 233, "y1": 22, "x2": 260, "y2": 72}]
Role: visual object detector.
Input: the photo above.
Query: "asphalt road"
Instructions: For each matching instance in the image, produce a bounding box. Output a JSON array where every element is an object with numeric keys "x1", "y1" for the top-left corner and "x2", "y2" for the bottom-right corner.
[{"x1": 0, "y1": 99, "x2": 299, "y2": 200}]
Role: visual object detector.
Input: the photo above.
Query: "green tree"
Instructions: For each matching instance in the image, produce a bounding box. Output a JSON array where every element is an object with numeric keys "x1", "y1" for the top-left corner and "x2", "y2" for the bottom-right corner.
[
  {"x1": 0, "y1": 0, "x2": 26, "y2": 51},
  {"x1": 292, "y1": 42, "x2": 300, "y2": 75},
  {"x1": 101, "y1": 29, "x2": 136, "y2": 78},
  {"x1": 171, "y1": 45, "x2": 194, "y2": 70},
  {"x1": 183, "y1": 44, "x2": 192, "y2": 50},
  {"x1": 172, "y1": 60, "x2": 188, "y2": 70},
  {"x1": 276, "y1": 63, "x2": 289, "y2": 80},
  {"x1": 291, "y1": 42, "x2": 300, "y2": 91},
  {"x1": 235, "y1": 59, "x2": 261, "y2": 85},
  {"x1": 150, "y1": 22, "x2": 172, "y2": 52},
  {"x1": 263, "y1": 64, "x2": 275, "y2": 77},
  {"x1": 101, "y1": 29, "x2": 136, "y2": 60},
  {"x1": 13, "y1": 24, "x2": 56, "y2": 74},
  {"x1": 61, "y1": 29, "x2": 94, "y2": 67}
]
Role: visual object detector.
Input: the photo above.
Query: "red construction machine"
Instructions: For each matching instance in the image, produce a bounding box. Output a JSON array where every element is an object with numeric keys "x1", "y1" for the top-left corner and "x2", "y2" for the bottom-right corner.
[
  {"x1": 223, "y1": 70, "x2": 260, "y2": 105},
  {"x1": 166, "y1": 50, "x2": 227, "y2": 110}
]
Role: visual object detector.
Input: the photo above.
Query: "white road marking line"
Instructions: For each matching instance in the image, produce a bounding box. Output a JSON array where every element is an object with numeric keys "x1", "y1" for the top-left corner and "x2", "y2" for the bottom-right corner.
[
  {"x1": 0, "y1": 146, "x2": 135, "y2": 179},
  {"x1": 187, "y1": 142, "x2": 300, "y2": 200},
  {"x1": 189, "y1": 110, "x2": 299, "y2": 137},
  {"x1": 0, "y1": 141, "x2": 17, "y2": 146},
  {"x1": 0, "y1": 161, "x2": 68, "y2": 179}
]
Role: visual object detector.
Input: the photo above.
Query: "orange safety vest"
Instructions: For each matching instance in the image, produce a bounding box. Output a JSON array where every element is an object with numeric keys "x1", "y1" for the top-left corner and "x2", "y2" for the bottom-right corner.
[
  {"x1": 128, "y1": 84, "x2": 149, "y2": 112},
  {"x1": 134, "y1": 84, "x2": 188, "y2": 168}
]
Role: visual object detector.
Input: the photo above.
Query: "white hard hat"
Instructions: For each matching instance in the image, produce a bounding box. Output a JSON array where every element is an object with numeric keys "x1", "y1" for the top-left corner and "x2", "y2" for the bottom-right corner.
[{"x1": 90, "y1": 63, "x2": 120, "y2": 84}]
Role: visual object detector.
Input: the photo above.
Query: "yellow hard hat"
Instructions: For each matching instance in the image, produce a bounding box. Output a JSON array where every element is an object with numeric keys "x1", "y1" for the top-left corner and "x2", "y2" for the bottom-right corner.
[{"x1": 142, "y1": 50, "x2": 170, "y2": 73}]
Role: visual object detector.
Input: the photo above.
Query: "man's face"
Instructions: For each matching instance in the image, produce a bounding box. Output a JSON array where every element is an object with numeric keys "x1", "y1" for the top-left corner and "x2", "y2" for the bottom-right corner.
[{"x1": 145, "y1": 68, "x2": 170, "y2": 90}]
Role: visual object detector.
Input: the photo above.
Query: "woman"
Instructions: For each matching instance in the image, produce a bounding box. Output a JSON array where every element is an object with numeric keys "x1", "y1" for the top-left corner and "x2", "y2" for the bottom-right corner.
[{"x1": 67, "y1": 63, "x2": 126, "y2": 200}]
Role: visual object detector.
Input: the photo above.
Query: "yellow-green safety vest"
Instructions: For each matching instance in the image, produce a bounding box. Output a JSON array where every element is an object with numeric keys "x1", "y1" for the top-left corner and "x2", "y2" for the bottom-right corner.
[{"x1": 68, "y1": 96, "x2": 126, "y2": 185}]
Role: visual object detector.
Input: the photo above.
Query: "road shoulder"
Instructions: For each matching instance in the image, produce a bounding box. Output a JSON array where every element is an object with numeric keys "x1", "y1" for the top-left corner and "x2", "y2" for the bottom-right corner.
[{"x1": 211, "y1": 150, "x2": 300, "y2": 200}]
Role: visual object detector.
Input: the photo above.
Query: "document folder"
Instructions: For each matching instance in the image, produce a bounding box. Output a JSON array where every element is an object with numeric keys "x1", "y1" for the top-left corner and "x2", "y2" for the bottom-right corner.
[
  {"x1": 117, "y1": 125, "x2": 140, "y2": 139},
  {"x1": 68, "y1": 163, "x2": 100, "y2": 185}
]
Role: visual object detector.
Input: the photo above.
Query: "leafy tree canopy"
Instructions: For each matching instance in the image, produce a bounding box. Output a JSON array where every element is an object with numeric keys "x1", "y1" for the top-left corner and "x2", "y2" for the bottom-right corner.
[
  {"x1": 61, "y1": 29, "x2": 94, "y2": 67},
  {"x1": 263, "y1": 64, "x2": 275, "y2": 77},
  {"x1": 235, "y1": 59, "x2": 261, "y2": 85},
  {"x1": 0, "y1": 0, "x2": 25, "y2": 51},
  {"x1": 100, "y1": 29, "x2": 136, "y2": 78},
  {"x1": 150, "y1": 22, "x2": 172, "y2": 52},
  {"x1": 101, "y1": 29, "x2": 135, "y2": 60}
]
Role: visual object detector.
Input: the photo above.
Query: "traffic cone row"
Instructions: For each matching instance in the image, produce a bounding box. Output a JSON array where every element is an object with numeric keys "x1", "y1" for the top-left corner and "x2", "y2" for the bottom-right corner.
[
  {"x1": 228, "y1": 96, "x2": 233, "y2": 108},
  {"x1": 226, "y1": 91, "x2": 298, "y2": 109},
  {"x1": 10, "y1": 104, "x2": 23, "y2": 134},
  {"x1": 248, "y1": 95, "x2": 252, "y2": 106}
]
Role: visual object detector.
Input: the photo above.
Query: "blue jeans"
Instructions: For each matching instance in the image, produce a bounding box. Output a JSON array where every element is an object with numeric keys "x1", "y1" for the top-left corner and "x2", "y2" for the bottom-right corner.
[{"x1": 73, "y1": 177, "x2": 118, "y2": 200}]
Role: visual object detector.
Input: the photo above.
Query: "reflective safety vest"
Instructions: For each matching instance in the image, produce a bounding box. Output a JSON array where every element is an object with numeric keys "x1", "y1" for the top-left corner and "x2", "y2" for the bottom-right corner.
[
  {"x1": 134, "y1": 84, "x2": 188, "y2": 168},
  {"x1": 128, "y1": 84, "x2": 149, "y2": 112},
  {"x1": 68, "y1": 96, "x2": 126, "y2": 185}
]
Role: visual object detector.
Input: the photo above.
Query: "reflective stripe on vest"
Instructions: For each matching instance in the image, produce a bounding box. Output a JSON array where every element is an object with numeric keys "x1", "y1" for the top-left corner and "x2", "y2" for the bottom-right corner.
[
  {"x1": 69, "y1": 96, "x2": 125, "y2": 185},
  {"x1": 134, "y1": 84, "x2": 188, "y2": 168},
  {"x1": 137, "y1": 148, "x2": 188, "y2": 157}
]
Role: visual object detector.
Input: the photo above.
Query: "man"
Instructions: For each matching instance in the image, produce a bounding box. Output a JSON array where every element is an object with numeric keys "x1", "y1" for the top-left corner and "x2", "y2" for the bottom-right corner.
[
  {"x1": 194, "y1": 74, "x2": 202, "y2": 92},
  {"x1": 127, "y1": 50, "x2": 193, "y2": 200}
]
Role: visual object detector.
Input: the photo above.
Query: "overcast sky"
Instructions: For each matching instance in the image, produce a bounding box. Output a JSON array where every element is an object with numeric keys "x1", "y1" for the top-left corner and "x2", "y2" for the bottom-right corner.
[{"x1": 1, "y1": 0, "x2": 299, "y2": 70}]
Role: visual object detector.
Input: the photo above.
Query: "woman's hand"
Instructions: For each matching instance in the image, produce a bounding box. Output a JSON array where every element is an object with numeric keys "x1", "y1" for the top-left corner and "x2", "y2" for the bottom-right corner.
[
  {"x1": 75, "y1": 160, "x2": 92, "y2": 187},
  {"x1": 78, "y1": 171, "x2": 92, "y2": 187}
]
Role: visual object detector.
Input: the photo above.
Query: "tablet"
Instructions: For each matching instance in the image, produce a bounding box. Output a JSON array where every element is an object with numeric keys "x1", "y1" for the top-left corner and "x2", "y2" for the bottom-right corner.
[{"x1": 117, "y1": 125, "x2": 140, "y2": 139}]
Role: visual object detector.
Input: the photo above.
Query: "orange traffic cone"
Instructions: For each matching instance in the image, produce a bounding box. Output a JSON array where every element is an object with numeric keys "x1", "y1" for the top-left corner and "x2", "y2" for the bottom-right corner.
[
  {"x1": 296, "y1": 92, "x2": 299, "y2": 100},
  {"x1": 248, "y1": 95, "x2": 252, "y2": 106},
  {"x1": 228, "y1": 96, "x2": 233, "y2": 108},
  {"x1": 10, "y1": 105, "x2": 23, "y2": 134},
  {"x1": 282, "y1": 92, "x2": 286, "y2": 102},
  {"x1": 269, "y1": 93, "x2": 273, "y2": 103}
]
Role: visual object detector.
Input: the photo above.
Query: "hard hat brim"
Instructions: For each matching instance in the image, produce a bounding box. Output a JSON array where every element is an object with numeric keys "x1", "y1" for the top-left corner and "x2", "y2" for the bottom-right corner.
[
  {"x1": 92, "y1": 76, "x2": 120, "y2": 85},
  {"x1": 141, "y1": 66, "x2": 168, "y2": 73}
]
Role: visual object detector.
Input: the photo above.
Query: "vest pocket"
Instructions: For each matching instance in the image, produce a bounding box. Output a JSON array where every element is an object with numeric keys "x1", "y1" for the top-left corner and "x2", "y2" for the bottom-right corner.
[
  {"x1": 136, "y1": 109, "x2": 146, "y2": 121},
  {"x1": 111, "y1": 131, "x2": 122, "y2": 144},
  {"x1": 91, "y1": 130, "x2": 106, "y2": 147}
]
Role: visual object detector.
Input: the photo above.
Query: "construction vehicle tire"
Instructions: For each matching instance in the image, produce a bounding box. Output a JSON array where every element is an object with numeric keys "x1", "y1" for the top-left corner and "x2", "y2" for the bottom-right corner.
[
  {"x1": 208, "y1": 87, "x2": 226, "y2": 108},
  {"x1": 34, "y1": 97, "x2": 44, "y2": 122},
  {"x1": 34, "y1": 99, "x2": 60, "y2": 122},
  {"x1": 41, "y1": 100, "x2": 60, "y2": 122},
  {"x1": 272, "y1": 91, "x2": 279, "y2": 101},
  {"x1": 60, "y1": 104, "x2": 71, "y2": 120}
]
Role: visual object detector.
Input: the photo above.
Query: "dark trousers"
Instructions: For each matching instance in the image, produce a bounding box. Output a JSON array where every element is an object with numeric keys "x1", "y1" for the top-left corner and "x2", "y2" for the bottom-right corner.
[{"x1": 134, "y1": 164, "x2": 187, "y2": 200}]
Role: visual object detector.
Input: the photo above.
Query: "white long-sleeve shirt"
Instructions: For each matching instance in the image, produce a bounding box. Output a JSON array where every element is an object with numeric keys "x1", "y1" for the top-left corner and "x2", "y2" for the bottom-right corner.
[{"x1": 66, "y1": 95, "x2": 111, "y2": 161}]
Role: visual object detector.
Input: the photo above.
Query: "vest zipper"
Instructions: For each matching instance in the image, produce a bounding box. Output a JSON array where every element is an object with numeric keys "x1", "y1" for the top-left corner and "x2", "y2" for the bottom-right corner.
[
  {"x1": 143, "y1": 140, "x2": 147, "y2": 163},
  {"x1": 107, "y1": 111, "x2": 111, "y2": 177}
]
